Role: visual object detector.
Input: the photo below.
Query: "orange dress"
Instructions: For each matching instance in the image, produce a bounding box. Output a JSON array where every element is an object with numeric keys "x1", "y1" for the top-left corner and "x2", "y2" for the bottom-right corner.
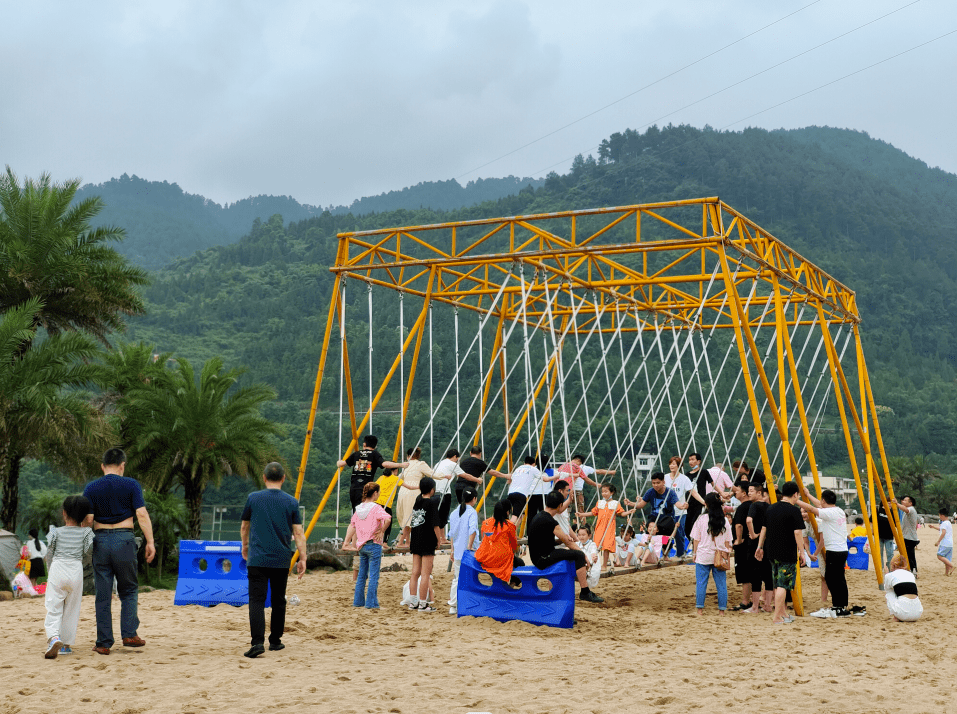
[
  {"x1": 591, "y1": 500, "x2": 624, "y2": 553},
  {"x1": 474, "y1": 518, "x2": 519, "y2": 583}
]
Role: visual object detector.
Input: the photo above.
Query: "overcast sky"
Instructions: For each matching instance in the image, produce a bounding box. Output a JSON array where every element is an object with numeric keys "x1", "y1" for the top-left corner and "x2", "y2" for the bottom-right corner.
[{"x1": 2, "y1": 0, "x2": 955, "y2": 208}]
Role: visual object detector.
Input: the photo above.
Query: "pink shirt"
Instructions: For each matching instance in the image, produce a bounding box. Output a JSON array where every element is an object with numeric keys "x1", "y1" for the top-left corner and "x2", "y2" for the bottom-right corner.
[
  {"x1": 350, "y1": 502, "x2": 390, "y2": 547},
  {"x1": 690, "y1": 513, "x2": 732, "y2": 565},
  {"x1": 706, "y1": 468, "x2": 733, "y2": 495}
]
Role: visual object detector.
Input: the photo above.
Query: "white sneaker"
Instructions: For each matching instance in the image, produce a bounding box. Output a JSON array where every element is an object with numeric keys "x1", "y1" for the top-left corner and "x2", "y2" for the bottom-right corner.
[
  {"x1": 449, "y1": 607, "x2": 456, "y2": 615},
  {"x1": 45, "y1": 636, "x2": 63, "y2": 659},
  {"x1": 809, "y1": 607, "x2": 836, "y2": 618}
]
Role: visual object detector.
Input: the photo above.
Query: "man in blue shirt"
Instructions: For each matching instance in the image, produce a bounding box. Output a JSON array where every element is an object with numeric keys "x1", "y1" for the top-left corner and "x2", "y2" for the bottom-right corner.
[
  {"x1": 83, "y1": 448, "x2": 155, "y2": 655},
  {"x1": 625, "y1": 472, "x2": 685, "y2": 538},
  {"x1": 240, "y1": 462, "x2": 307, "y2": 658}
]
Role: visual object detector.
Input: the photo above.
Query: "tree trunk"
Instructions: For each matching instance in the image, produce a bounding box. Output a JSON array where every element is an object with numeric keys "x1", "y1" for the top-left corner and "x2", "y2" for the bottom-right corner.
[
  {"x1": 0, "y1": 454, "x2": 23, "y2": 531},
  {"x1": 184, "y1": 478, "x2": 204, "y2": 540}
]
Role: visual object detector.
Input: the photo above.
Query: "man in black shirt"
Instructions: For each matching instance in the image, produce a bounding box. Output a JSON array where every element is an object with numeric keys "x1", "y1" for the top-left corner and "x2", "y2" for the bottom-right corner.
[
  {"x1": 746, "y1": 481, "x2": 772, "y2": 613},
  {"x1": 337, "y1": 435, "x2": 407, "y2": 512},
  {"x1": 730, "y1": 479, "x2": 752, "y2": 611},
  {"x1": 876, "y1": 501, "x2": 895, "y2": 578},
  {"x1": 528, "y1": 492, "x2": 604, "y2": 603},
  {"x1": 756, "y1": 481, "x2": 808, "y2": 625},
  {"x1": 456, "y1": 447, "x2": 507, "y2": 504}
]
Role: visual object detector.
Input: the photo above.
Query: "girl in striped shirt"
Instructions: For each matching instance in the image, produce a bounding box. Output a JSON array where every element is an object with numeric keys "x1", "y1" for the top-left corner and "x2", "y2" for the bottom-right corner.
[{"x1": 44, "y1": 495, "x2": 94, "y2": 659}]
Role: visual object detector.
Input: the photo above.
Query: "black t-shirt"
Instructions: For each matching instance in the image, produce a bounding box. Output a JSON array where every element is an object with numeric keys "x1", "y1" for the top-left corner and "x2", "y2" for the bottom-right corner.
[
  {"x1": 876, "y1": 504, "x2": 893, "y2": 540},
  {"x1": 345, "y1": 448, "x2": 386, "y2": 492},
  {"x1": 732, "y1": 500, "x2": 751, "y2": 543},
  {"x1": 749, "y1": 469, "x2": 767, "y2": 488},
  {"x1": 409, "y1": 494, "x2": 439, "y2": 554},
  {"x1": 528, "y1": 511, "x2": 560, "y2": 567},
  {"x1": 458, "y1": 456, "x2": 488, "y2": 486},
  {"x1": 748, "y1": 500, "x2": 769, "y2": 538},
  {"x1": 764, "y1": 501, "x2": 804, "y2": 564}
]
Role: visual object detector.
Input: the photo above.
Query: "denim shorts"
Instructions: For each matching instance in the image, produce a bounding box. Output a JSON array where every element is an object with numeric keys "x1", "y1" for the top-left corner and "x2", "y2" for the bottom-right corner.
[{"x1": 938, "y1": 546, "x2": 953, "y2": 560}]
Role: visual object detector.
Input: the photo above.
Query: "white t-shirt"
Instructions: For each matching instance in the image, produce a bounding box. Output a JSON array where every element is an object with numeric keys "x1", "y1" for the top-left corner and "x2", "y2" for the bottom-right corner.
[
  {"x1": 432, "y1": 458, "x2": 465, "y2": 496},
  {"x1": 940, "y1": 520, "x2": 953, "y2": 548},
  {"x1": 883, "y1": 568, "x2": 917, "y2": 593},
  {"x1": 555, "y1": 508, "x2": 571, "y2": 536},
  {"x1": 531, "y1": 466, "x2": 549, "y2": 496},
  {"x1": 816, "y1": 506, "x2": 849, "y2": 552},
  {"x1": 508, "y1": 464, "x2": 540, "y2": 495},
  {"x1": 616, "y1": 539, "x2": 636, "y2": 564},
  {"x1": 448, "y1": 504, "x2": 478, "y2": 559},
  {"x1": 665, "y1": 473, "x2": 693, "y2": 515}
]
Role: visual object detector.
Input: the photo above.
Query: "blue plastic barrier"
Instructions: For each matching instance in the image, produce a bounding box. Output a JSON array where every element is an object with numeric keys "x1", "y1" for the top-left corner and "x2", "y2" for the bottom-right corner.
[
  {"x1": 807, "y1": 537, "x2": 870, "y2": 570},
  {"x1": 456, "y1": 551, "x2": 576, "y2": 629},
  {"x1": 846, "y1": 536, "x2": 870, "y2": 570},
  {"x1": 174, "y1": 540, "x2": 270, "y2": 607}
]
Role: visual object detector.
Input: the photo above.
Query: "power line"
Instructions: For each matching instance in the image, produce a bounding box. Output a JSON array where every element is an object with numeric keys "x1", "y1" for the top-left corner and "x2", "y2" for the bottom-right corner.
[
  {"x1": 454, "y1": 0, "x2": 826, "y2": 180},
  {"x1": 553, "y1": 26, "x2": 957, "y2": 198},
  {"x1": 532, "y1": 0, "x2": 922, "y2": 177}
]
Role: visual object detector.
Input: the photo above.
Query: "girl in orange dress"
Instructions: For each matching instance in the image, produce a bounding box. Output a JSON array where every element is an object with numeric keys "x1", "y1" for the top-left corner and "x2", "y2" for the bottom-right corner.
[
  {"x1": 578, "y1": 484, "x2": 633, "y2": 569},
  {"x1": 474, "y1": 500, "x2": 525, "y2": 587}
]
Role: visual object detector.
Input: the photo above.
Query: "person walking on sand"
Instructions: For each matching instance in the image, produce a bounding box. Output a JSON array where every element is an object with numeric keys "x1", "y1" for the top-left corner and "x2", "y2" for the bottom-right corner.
[
  {"x1": 240, "y1": 462, "x2": 308, "y2": 658},
  {"x1": 82, "y1": 448, "x2": 155, "y2": 655},
  {"x1": 927, "y1": 508, "x2": 954, "y2": 576}
]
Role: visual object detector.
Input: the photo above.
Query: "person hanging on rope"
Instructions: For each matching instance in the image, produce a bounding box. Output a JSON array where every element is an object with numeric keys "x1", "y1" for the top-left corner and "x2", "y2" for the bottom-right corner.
[
  {"x1": 578, "y1": 483, "x2": 634, "y2": 570},
  {"x1": 457, "y1": 447, "x2": 508, "y2": 505},
  {"x1": 337, "y1": 435, "x2": 409, "y2": 513},
  {"x1": 555, "y1": 454, "x2": 615, "y2": 517},
  {"x1": 432, "y1": 448, "x2": 466, "y2": 528},
  {"x1": 505, "y1": 455, "x2": 539, "y2": 526},
  {"x1": 733, "y1": 460, "x2": 767, "y2": 489}
]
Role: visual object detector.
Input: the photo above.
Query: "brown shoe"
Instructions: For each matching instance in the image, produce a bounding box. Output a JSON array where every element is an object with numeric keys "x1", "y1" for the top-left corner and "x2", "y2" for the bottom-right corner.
[
  {"x1": 92, "y1": 646, "x2": 110, "y2": 655},
  {"x1": 122, "y1": 636, "x2": 146, "y2": 647}
]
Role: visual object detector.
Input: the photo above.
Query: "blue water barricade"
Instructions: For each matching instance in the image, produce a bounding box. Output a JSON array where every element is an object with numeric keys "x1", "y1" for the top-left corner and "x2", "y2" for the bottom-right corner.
[
  {"x1": 174, "y1": 540, "x2": 270, "y2": 607},
  {"x1": 456, "y1": 551, "x2": 576, "y2": 629},
  {"x1": 846, "y1": 536, "x2": 870, "y2": 570}
]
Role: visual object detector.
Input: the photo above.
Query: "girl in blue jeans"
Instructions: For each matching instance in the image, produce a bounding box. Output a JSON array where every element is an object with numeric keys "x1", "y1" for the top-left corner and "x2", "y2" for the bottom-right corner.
[
  {"x1": 690, "y1": 492, "x2": 732, "y2": 614},
  {"x1": 344, "y1": 483, "x2": 392, "y2": 609}
]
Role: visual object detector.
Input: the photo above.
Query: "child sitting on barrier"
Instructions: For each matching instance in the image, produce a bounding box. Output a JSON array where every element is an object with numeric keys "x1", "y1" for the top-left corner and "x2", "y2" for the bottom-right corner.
[
  {"x1": 615, "y1": 526, "x2": 637, "y2": 567},
  {"x1": 475, "y1": 500, "x2": 525, "y2": 588},
  {"x1": 577, "y1": 524, "x2": 601, "y2": 589},
  {"x1": 448, "y1": 488, "x2": 479, "y2": 614},
  {"x1": 344, "y1": 482, "x2": 391, "y2": 610},
  {"x1": 406, "y1": 477, "x2": 446, "y2": 612},
  {"x1": 43, "y1": 495, "x2": 94, "y2": 658}
]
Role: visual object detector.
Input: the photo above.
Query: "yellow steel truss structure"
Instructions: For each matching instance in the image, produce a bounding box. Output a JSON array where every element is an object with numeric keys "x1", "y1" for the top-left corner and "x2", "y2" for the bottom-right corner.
[{"x1": 292, "y1": 198, "x2": 906, "y2": 610}]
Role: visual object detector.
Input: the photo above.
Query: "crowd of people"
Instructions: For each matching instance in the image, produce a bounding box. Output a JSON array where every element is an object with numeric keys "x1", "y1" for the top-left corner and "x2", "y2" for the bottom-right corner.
[{"x1": 23, "y1": 439, "x2": 944, "y2": 659}]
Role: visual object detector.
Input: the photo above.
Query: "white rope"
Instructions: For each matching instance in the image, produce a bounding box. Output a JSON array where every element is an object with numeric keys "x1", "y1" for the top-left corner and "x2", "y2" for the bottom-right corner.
[
  {"x1": 454, "y1": 306, "x2": 461, "y2": 453},
  {"x1": 337, "y1": 280, "x2": 346, "y2": 539}
]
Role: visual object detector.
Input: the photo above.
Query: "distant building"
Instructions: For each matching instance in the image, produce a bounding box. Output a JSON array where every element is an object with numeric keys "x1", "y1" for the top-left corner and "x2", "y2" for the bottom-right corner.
[{"x1": 807, "y1": 471, "x2": 858, "y2": 507}]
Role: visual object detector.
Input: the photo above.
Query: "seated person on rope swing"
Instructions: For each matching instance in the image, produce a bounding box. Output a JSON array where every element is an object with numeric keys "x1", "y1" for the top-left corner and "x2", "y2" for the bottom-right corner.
[
  {"x1": 634, "y1": 521, "x2": 663, "y2": 567},
  {"x1": 615, "y1": 526, "x2": 637, "y2": 567},
  {"x1": 337, "y1": 435, "x2": 409, "y2": 512},
  {"x1": 529, "y1": 491, "x2": 604, "y2": 603},
  {"x1": 577, "y1": 483, "x2": 634, "y2": 569},
  {"x1": 625, "y1": 472, "x2": 684, "y2": 542}
]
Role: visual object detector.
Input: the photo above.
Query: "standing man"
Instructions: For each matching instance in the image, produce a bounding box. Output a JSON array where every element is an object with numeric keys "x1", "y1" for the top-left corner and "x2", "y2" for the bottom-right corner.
[
  {"x1": 798, "y1": 487, "x2": 851, "y2": 618},
  {"x1": 664, "y1": 456, "x2": 693, "y2": 557},
  {"x1": 240, "y1": 462, "x2": 308, "y2": 658},
  {"x1": 730, "y1": 478, "x2": 752, "y2": 611},
  {"x1": 82, "y1": 448, "x2": 155, "y2": 655},
  {"x1": 755, "y1": 481, "x2": 808, "y2": 625},
  {"x1": 875, "y1": 501, "x2": 895, "y2": 579},
  {"x1": 457, "y1": 447, "x2": 508, "y2": 504},
  {"x1": 625, "y1": 472, "x2": 684, "y2": 540},
  {"x1": 745, "y1": 482, "x2": 773, "y2": 613},
  {"x1": 337, "y1": 435, "x2": 407, "y2": 512},
  {"x1": 890, "y1": 495, "x2": 920, "y2": 575}
]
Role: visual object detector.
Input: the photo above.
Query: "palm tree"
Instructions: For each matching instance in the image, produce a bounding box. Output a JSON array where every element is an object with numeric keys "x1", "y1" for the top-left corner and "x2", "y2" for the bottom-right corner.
[
  {"x1": 0, "y1": 167, "x2": 148, "y2": 346},
  {"x1": 125, "y1": 356, "x2": 283, "y2": 538},
  {"x1": 0, "y1": 300, "x2": 114, "y2": 530},
  {"x1": 21, "y1": 489, "x2": 70, "y2": 534},
  {"x1": 98, "y1": 341, "x2": 172, "y2": 450}
]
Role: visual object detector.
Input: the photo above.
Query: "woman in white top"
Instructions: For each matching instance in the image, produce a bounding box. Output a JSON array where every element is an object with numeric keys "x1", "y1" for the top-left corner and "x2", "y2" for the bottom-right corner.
[
  {"x1": 26, "y1": 528, "x2": 48, "y2": 587},
  {"x1": 883, "y1": 552, "x2": 922, "y2": 622},
  {"x1": 395, "y1": 447, "x2": 433, "y2": 547}
]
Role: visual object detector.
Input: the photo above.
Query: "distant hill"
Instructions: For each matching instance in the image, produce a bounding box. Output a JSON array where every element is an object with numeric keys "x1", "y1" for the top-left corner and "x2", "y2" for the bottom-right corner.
[{"x1": 77, "y1": 174, "x2": 545, "y2": 270}]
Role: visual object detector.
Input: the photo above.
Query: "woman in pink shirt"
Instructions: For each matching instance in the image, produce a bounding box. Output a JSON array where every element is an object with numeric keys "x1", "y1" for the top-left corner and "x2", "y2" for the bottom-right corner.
[
  {"x1": 344, "y1": 482, "x2": 391, "y2": 609},
  {"x1": 690, "y1": 492, "x2": 732, "y2": 615}
]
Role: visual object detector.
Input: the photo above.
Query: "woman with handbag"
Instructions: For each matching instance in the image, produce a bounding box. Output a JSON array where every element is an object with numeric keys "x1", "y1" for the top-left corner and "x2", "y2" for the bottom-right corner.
[{"x1": 690, "y1": 492, "x2": 732, "y2": 615}]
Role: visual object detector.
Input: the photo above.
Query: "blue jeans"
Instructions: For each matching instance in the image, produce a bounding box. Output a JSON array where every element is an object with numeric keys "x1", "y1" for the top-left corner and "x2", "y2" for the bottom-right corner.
[
  {"x1": 879, "y1": 539, "x2": 895, "y2": 570},
  {"x1": 674, "y1": 515, "x2": 687, "y2": 556},
  {"x1": 92, "y1": 530, "x2": 140, "y2": 648},
  {"x1": 353, "y1": 542, "x2": 382, "y2": 608},
  {"x1": 695, "y1": 562, "x2": 728, "y2": 610}
]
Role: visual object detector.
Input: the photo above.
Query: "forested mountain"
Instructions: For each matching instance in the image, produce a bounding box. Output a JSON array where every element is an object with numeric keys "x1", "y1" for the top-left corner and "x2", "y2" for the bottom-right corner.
[
  {"x1": 76, "y1": 174, "x2": 544, "y2": 270},
  {"x1": 123, "y1": 124, "x2": 957, "y2": 506}
]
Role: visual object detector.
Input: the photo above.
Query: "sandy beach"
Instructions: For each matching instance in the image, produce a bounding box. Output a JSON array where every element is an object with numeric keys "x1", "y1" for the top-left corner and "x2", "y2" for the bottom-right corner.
[{"x1": 2, "y1": 530, "x2": 954, "y2": 714}]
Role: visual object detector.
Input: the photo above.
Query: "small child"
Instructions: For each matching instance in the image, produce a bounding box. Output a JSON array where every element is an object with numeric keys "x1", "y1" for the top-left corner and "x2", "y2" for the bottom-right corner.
[
  {"x1": 447, "y1": 488, "x2": 479, "y2": 614},
  {"x1": 44, "y1": 495, "x2": 94, "y2": 658},
  {"x1": 615, "y1": 526, "x2": 637, "y2": 567},
  {"x1": 577, "y1": 524, "x2": 601, "y2": 589},
  {"x1": 927, "y1": 508, "x2": 954, "y2": 576},
  {"x1": 635, "y1": 521, "x2": 663, "y2": 567},
  {"x1": 577, "y1": 483, "x2": 633, "y2": 569},
  {"x1": 849, "y1": 516, "x2": 867, "y2": 539}
]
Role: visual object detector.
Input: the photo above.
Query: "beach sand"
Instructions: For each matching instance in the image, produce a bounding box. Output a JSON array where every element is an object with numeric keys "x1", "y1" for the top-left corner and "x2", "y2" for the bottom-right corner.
[{"x1": 2, "y1": 531, "x2": 954, "y2": 714}]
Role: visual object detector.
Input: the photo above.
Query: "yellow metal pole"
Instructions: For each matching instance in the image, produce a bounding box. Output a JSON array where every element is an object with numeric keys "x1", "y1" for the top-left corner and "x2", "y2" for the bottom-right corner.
[
  {"x1": 474, "y1": 304, "x2": 508, "y2": 448},
  {"x1": 856, "y1": 327, "x2": 883, "y2": 584},
  {"x1": 294, "y1": 273, "x2": 342, "y2": 500},
  {"x1": 339, "y1": 328, "x2": 359, "y2": 444}
]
